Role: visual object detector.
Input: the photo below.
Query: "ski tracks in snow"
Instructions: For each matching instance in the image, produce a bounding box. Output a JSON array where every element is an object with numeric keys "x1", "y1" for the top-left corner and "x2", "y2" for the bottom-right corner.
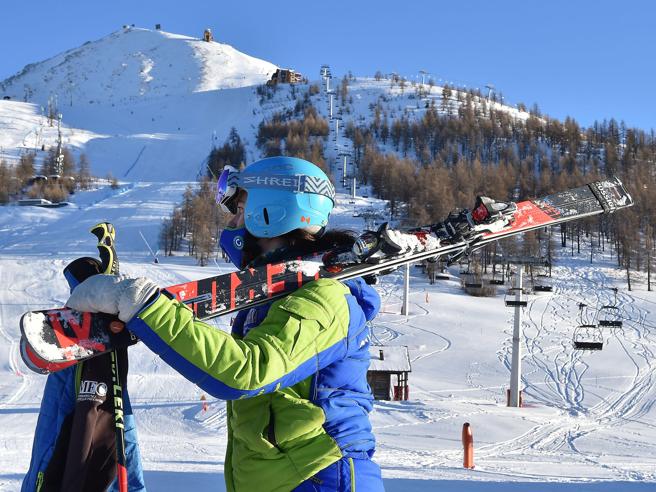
[{"x1": 488, "y1": 262, "x2": 656, "y2": 480}]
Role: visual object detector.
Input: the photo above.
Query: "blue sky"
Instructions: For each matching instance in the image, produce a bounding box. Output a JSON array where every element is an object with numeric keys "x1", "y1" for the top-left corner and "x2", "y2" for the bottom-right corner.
[{"x1": 1, "y1": 0, "x2": 654, "y2": 130}]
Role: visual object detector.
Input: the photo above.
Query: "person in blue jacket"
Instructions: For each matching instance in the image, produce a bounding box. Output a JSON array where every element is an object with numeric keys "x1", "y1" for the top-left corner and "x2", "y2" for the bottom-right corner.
[
  {"x1": 67, "y1": 156, "x2": 385, "y2": 491},
  {"x1": 23, "y1": 257, "x2": 146, "y2": 492}
]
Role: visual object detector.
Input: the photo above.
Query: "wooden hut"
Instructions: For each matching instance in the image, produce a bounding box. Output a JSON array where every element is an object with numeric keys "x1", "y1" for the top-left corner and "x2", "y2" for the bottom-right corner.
[{"x1": 367, "y1": 345, "x2": 411, "y2": 401}]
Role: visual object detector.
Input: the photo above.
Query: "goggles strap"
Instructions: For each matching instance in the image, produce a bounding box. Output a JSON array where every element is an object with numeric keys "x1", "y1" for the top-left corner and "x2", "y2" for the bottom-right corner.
[{"x1": 237, "y1": 174, "x2": 335, "y2": 200}]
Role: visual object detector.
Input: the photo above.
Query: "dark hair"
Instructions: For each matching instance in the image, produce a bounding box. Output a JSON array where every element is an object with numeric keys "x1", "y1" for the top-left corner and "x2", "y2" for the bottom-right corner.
[
  {"x1": 283, "y1": 228, "x2": 356, "y2": 255},
  {"x1": 243, "y1": 228, "x2": 356, "y2": 266}
]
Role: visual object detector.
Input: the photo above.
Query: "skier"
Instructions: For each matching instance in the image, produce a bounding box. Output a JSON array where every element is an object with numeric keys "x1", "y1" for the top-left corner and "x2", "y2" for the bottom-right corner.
[
  {"x1": 23, "y1": 257, "x2": 146, "y2": 492},
  {"x1": 66, "y1": 156, "x2": 385, "y2": 491}
]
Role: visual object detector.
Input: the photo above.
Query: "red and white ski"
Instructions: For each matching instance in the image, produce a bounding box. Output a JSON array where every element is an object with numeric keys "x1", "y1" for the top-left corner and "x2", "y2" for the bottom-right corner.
[{"x1": 20, "y1": 177, "x2": 633, "y2": 372}]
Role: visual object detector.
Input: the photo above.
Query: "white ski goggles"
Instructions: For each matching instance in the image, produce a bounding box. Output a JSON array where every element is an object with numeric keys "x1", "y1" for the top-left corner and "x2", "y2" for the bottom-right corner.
[{"x1": 216, "y1": 165, "x2": 336, "y2": 214}]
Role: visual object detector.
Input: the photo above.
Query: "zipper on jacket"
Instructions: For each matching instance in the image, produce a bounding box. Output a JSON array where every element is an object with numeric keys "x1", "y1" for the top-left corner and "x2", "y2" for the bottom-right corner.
[{"x1": 349, "y1": 458, "x2": 356, "y2": 492}]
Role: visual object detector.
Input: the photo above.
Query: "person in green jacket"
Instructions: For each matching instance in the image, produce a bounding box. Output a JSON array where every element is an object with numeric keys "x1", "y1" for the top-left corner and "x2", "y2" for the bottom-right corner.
[{"x1": 67, "y1": 156, "x2": 385, "y2": 491}]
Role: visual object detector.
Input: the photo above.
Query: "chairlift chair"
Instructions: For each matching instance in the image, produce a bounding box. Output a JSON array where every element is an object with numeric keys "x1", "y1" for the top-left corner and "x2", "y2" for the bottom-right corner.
[
  {"x1": 504, "y1": 288, "x2": 527, "y2": 307},
  {"x1": 489, "y1": 277, "x2": 505, "y2": 286},
  {"x1": 598, "y1": 288, "x2": 622, "y2": 328},
  {"x1": 532, "y1": 267, "x2": 552, "y2": 292},
  {"x1": 572, "y1": 302, "x2": 603, "y2": 351},
  {"x1": 598, "y1": 305, "x2": 623, "y2": 328},
  {"x1": 461, "y1": 267, "x2": 481, "y2": 288},
  {"x1": 488, "y1": 270, "x2": 505, "y2": 285},
  {"x1": 573, "y1": 325, "x2": 604, "y2": 351}
]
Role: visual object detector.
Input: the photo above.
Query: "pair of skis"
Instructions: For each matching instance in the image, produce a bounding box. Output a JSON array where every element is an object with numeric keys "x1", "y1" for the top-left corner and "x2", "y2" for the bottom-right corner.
[{"x1": 20, "y1": 177, "x2": 633, "y2": 374}]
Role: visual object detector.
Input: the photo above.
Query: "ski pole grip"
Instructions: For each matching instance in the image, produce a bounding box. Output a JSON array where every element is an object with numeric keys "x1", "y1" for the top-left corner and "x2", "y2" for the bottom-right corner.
[{"x1": 90, "y1": 222, "x2": 119, "y2": 275}]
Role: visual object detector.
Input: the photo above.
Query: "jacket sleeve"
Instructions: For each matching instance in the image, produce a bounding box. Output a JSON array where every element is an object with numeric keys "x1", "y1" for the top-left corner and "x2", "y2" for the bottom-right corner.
[{"x1": 126, "y1": 278, "x2": 363, "y2": 400}]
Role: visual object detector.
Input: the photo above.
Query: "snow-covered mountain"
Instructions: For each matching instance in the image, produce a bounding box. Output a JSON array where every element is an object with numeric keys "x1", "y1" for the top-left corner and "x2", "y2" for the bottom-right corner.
[
  {"x1": 0, "y1": 27, "x2": 535, "y2": 182},
  {"x1": 0, "y1": 27, "x2": 277, "y2": 105},
  {"x1": 0, "y1": 27, "x2": 282, "y2": 180}
]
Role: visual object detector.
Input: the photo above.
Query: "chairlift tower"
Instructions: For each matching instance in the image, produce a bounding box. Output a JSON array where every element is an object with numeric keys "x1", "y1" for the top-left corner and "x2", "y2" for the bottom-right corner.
[
  {"x1": 504, "y1": 256, "x2": 549, "y2": 407},
  {"x1": 327, "y1": 90, "x2": 335, "y2": 119},
  {"x1": 320, "y1": 65, "x2": 332, "y2": 92},
  {"x1": 338, "y1": 151, "x2": 348, "y2": 188},
  {"x1": 508, "y1": 269, "x2": 524, "y2": 407},
  {"x1": 419, "y1": 70, "x2": 429, "y2": 86},
  {"x1": 485, "y1": 84, "x2": 495, "y2": 100},
  {"x1": 401, "y1": 263, "x2": 410, "y2": 316},
  {"x1": 55, "y1": 114, "x2": 64, "y2": 176}
]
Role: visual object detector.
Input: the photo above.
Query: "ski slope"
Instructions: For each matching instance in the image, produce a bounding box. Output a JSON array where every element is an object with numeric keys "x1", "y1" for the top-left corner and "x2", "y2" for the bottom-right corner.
[{"x1": 0, "y1": 183, "x2": 655, "y2": 491}]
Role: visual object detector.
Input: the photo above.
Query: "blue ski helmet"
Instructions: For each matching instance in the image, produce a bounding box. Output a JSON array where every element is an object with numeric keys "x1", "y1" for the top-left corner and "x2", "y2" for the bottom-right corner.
[{"x1": 218, "y1": 157, "x2": 335, "y2": 238}]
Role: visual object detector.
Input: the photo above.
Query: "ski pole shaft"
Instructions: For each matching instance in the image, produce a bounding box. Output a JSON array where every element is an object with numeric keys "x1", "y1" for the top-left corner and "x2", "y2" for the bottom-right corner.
[{"x1": 91, "y1": 222, "x2": 128, "y2": 492}]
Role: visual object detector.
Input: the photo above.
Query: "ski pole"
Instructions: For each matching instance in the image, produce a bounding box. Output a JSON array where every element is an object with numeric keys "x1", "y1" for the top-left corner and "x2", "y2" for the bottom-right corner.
[{"x1": 90, "y1": 222, "x2": 128, "y2": 492}]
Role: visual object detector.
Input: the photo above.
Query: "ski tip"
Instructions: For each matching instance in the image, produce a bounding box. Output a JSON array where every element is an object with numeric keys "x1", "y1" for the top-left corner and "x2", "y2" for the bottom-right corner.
[
  {"x1": 20, "y1": 332, "x2": 89, "y2": 372},
  {"x1": 18, "y1": 336, "x2": 77, "y2": 375},
  {"x1": 589, "y1": 177, "x2": 635, "y2": 213},
  {"x1": 19, "y1": 337, "x2": 49, "y2": 374},
  {"x1": 19, "y1": 311, "x2": 47, "y2": 339}
]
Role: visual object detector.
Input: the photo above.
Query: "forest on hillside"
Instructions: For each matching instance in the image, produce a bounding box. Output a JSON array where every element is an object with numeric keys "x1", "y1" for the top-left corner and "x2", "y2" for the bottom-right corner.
[
  {"x1": 345, "y1": 87, "x2": 654, "y2": 289},
  {"x1": 166, "y1": 81, "x2": 653, "y2": 289}
]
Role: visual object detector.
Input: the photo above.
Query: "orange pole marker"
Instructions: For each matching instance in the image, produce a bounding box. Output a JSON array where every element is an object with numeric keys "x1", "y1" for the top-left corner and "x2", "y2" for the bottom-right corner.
[{"x1": 462, "y1": 422, "x2": 474, "y2": 469}]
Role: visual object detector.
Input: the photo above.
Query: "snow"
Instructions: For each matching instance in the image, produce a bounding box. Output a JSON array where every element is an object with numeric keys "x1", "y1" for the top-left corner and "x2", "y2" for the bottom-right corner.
[
  {"x1": 369, "y1": 345, "x2": 411, "y2": 372},
  {"x1": 0, "y1": 27, "x2": 654, "y2": 491},
  {"x1": 1, "y1": 184, "x2": 655, "y2": 491}
]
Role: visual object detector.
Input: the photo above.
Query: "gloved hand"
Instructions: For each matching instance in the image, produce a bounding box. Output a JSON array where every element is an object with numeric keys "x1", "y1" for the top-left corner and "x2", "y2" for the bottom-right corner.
[{"x1": 66, "y1": 274, "x2": 159, "y2": 322}]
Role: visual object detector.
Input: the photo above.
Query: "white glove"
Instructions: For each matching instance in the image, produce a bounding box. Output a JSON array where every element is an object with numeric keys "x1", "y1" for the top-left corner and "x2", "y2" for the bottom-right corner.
[{"x1": 66, "y1": 274, "x2": 159, "y2": 322}]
